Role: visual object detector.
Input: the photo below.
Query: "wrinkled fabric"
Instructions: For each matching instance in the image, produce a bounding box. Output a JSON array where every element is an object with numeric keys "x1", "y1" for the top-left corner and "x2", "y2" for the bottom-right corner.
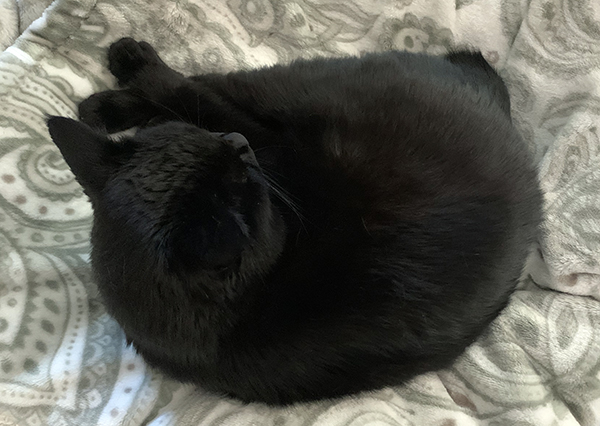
[{"x1": 0, "y1": 0, "x2": 599, "y2": 425}]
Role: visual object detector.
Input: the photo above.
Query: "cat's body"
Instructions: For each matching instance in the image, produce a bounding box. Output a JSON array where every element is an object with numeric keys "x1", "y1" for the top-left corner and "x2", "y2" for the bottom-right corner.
[{"x1": 48, "y1": 39, "x2": 542, "y2": 405}]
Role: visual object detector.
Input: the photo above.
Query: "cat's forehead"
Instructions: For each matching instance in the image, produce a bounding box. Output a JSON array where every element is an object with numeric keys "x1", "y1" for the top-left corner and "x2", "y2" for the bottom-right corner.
[
  {"x1": 135, "y1": 123, "x2": 224, "y2": 152},
  {"x1": 112, "y1": 126, "x2": 236, "y2": 185},
  {"x1": 126, "y1": 126, "x2": 231, "y2": 170}
]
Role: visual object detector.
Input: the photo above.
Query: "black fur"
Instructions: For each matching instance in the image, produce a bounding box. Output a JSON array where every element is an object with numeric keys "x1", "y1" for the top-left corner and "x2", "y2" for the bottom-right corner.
[{"x1": 47, "y1": 38, "x2": 542, "y2": 405}]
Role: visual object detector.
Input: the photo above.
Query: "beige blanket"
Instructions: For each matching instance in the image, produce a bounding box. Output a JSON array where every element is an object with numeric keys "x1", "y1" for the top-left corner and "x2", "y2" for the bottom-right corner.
[{"x1": 0, "y1": 0, "x2": 599, "y2": 424}]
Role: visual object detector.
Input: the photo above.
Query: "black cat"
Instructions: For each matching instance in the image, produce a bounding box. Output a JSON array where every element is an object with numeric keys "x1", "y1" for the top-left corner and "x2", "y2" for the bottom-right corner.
[{"x1": 47, "y1": 38, "x2": 542, "y2": 405}]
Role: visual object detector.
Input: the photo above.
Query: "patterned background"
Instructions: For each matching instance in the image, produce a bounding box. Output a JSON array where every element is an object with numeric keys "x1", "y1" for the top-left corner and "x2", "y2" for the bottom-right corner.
[{"x1": 0, "y1": 0, "x2": 599, "y2": 425}]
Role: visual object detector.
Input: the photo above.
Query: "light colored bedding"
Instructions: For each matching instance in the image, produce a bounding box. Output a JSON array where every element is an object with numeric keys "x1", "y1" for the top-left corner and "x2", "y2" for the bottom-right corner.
[{"x1": 0, "y1": 0, "x2": 599, "y2": 425}]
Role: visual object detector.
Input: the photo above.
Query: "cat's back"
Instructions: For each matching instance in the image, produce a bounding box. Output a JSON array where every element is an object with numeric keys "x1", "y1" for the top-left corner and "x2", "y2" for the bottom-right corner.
[
  {"x1": 259, "y1": 51, "x2": 538, "y2": 226},
  {"x1": 194, "y1": 49, "x2": 541, "y2": 373},
  {"x1": 240, "y1": 51, "x2": 522, "y2": 189},
  {"x1": 254, "y1": 51, "x2": 541, "y2": 341}
]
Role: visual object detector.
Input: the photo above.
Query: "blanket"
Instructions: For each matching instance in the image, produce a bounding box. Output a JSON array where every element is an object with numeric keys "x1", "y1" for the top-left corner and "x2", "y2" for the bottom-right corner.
[{"x1": 0, "y1": 0, "x2": 599, "y2": 425}]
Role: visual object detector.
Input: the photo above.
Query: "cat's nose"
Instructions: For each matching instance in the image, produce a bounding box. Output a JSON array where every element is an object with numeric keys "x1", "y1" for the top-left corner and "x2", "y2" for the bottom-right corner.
[
  {"x1": 223, "y1": 132, "x2": 249, "y2": 150},
  {"x1": 223, "y1": 132, "x2": 257, "y2": 165}
]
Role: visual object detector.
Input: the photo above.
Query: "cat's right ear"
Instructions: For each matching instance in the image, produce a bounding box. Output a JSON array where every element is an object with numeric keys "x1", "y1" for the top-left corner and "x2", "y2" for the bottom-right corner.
[
  {"x1": 47, "y1": 116, "x2": 124, "y2": 194},
  {"x1": 444, "y1": 51, "x2": 511, "y2": 117}
]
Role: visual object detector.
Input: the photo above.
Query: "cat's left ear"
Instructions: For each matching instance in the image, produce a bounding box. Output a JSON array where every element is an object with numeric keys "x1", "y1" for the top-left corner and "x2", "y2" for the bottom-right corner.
[{"x1": 47, "y1": 116, "x2": 125, "y2": 194}]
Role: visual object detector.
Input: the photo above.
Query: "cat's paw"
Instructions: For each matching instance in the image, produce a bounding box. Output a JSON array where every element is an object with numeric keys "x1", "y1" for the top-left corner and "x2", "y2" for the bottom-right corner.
[
  {"x1": 79, "y1": 89, "x2": 151, "y2": 133},
  {"x1": 78, "y1": 92, "x2": 111, "y2": 130},
  {"x1": 108, "y1": 38, "x2": 164, "y2": 85}
]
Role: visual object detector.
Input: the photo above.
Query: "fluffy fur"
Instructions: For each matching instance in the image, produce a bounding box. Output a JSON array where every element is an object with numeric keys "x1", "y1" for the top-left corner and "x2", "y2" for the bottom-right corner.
[{"x1": 47, "y1": 38, "x2": 542, "y2": 405}]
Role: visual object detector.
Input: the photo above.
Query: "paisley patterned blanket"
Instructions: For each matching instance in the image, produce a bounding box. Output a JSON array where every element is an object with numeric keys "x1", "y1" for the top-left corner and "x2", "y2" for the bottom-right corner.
[{"x1": 0, "y1": 0, "x2": 599, "y2": 425}]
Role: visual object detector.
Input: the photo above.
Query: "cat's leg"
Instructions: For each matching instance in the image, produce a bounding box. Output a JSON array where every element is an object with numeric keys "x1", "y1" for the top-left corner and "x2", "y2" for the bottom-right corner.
[
  {"x1": 78, "y1": 89, "x2": 160, "y2": 132},
  {"x1": 107, "y1": 39, "x2": 273, "y2": 138},
  {"x1": 81, "y1": 39, "x2": 236, "y2": 131},
  {"x1": 78, "y1": 38, "x2": 190, "y2": 132}
]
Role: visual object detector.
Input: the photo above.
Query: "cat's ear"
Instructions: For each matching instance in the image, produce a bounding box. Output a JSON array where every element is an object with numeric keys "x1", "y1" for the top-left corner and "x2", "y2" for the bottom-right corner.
[
  {"x1": 47, "y1": 116, "x2": 124, "y2": 193},
  {"x1": 445, "y1": 51, "x2": 511, "y2": 117}
]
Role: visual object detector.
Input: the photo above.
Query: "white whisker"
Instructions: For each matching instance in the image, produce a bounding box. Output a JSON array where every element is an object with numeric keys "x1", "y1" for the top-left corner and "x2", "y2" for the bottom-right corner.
[
  {"x1": 261, "y1": 169, "x2": 309, "y2": 232},
  {"x1": 130, "y1": 92, "x2": 188, "y2": 123}
]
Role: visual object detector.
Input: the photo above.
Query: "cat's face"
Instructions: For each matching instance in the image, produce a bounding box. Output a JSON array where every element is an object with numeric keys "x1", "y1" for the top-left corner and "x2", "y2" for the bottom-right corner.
[{"x1": 47, "y1": 117, "x2": 284, "y2": 280}]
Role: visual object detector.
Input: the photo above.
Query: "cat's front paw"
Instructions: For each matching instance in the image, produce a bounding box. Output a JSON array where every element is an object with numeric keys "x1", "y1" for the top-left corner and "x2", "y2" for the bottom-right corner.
[
  {"x1": 108, "y1": 38, "x2": 164, "y2": 85},
  {"x1": 79, "y1": 89, "x2": 152, "y2": 133},
  {"x1": 78, "y1": 92, "x2": 111, "y2": 130}
]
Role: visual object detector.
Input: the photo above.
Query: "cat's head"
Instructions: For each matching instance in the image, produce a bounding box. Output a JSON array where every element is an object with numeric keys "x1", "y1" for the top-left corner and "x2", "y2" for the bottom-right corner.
[{"x1": 47, "y1": 117, "x2": 285, "y2": 281}]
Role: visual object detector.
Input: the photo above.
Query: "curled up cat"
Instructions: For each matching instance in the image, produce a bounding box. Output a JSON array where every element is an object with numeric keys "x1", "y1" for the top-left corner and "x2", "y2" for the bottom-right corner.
[{"x1": 47, "y1": 38, "x2": 542, "y2": 405}]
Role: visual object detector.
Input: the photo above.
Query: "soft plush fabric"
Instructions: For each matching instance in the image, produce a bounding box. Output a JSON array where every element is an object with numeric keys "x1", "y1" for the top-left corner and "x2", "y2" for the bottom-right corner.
[{"x1": 0, "y1": 0, "x2": 599, "y2": 425}]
